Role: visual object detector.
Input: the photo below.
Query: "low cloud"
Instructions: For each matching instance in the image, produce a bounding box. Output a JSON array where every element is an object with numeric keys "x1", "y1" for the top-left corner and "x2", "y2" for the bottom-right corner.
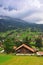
[{"x1": 0, "y1": 0, "x2": 43, "y2": 24}]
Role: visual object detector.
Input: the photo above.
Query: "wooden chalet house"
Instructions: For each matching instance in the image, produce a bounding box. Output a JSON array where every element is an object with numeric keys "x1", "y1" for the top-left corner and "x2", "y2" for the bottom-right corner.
[{"x1": 13, "y1": 44, "x2": 36, "y2": 54}]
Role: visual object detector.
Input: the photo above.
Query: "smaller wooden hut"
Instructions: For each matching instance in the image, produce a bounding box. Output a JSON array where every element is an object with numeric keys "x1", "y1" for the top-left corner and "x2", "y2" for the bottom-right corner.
[{"x1": 36, "y1": 51, "x2": 43, "y2": 56}]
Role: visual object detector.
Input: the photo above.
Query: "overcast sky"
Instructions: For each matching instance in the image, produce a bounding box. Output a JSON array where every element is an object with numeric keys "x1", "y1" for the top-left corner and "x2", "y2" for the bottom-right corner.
[{"x1": 0, "y1": 0, "x2": 43, "y2": 24}]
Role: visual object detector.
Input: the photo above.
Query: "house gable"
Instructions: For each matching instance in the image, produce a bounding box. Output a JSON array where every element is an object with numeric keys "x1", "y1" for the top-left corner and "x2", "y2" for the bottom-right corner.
[{"x1": 15, "y1": 44, "x2": 36, "y2": 54}]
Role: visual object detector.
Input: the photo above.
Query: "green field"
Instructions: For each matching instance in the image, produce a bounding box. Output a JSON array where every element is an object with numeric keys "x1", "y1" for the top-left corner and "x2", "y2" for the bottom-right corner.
[{"x1": 0, "y1": 54, "x2": 43, "y2": 65}]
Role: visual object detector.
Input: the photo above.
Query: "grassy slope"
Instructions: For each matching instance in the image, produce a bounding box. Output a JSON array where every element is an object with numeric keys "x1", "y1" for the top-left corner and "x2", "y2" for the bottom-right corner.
[
  {"x1": 0, "y1": 54, "x2": 43, "y2": 65},
  {"x1": 0, "y1": 54, "x2": 13, "y2": 63}
]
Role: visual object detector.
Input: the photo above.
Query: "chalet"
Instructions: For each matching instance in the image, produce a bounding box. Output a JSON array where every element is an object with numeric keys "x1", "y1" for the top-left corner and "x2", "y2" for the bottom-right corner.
[
  {"x1": 36, "y1": 51, "x2": 43, "y2": 56},
  {"x1": 13, "y1": 46, "x2": 17, "y2": 50},
  {"x1": 14, "y1": 44, "x2": 36, "y2": 54}
]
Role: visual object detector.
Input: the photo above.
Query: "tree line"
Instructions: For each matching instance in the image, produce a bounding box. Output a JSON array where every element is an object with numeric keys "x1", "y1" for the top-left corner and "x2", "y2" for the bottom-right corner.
[{"x1": 1, "y1": 36, "x2": 43, "y2": 54}]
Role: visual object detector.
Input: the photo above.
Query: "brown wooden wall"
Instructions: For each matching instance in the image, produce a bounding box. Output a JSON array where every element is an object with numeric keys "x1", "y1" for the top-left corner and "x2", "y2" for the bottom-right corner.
[{"x1": 16, "y1": 47, "x2": 33, "y2": 54}]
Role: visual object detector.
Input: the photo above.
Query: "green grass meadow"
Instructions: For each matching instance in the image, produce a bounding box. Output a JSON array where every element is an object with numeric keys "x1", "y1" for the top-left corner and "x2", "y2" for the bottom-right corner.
[{"x1": 0, "y1": 54, "x2": 43, "y2": 65}]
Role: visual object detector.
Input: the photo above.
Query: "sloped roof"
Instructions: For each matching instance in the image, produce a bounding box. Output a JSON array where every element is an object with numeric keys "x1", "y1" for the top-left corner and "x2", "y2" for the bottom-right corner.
[
  {"x1": 16, "y1": 44, "x2": 35, "y2": 52},
  {"x1": 37, "y1": 51, "x2": 43, "y2": 55},
  {"x1": 13, "y1": 46, "x2": 17, "y2": 50}
]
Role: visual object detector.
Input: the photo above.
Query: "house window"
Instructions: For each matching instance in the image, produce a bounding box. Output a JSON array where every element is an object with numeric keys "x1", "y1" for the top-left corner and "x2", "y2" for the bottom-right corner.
[{"x1": 17, "y1": 50, "x2": 21, "y2": 53}]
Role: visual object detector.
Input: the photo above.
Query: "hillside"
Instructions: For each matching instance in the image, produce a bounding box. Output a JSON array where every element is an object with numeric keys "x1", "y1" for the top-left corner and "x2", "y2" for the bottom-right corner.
[{"x1": 0, "y1": 16, "x2": 43, "y2": 32}]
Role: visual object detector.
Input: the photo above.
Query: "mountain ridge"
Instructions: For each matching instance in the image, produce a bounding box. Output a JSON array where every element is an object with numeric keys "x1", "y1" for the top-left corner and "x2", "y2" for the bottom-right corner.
[{"x1": 0, "y1": 16, "x2": 43, "y2": 32}]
